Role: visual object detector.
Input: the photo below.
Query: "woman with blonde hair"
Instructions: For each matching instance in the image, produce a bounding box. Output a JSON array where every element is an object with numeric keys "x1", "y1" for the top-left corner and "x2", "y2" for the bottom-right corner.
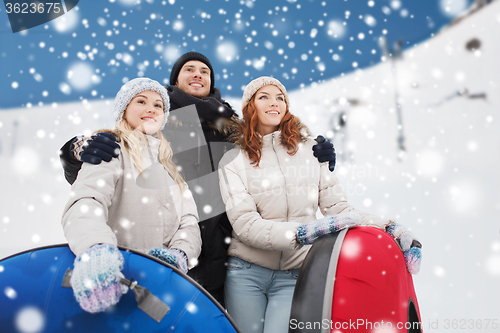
[
  {"x1": 61, "y1": 78, "x2": 201, "y2": 313},
  {"x1": 218, "y1": 77, "x2": 421, "y2": 333}
]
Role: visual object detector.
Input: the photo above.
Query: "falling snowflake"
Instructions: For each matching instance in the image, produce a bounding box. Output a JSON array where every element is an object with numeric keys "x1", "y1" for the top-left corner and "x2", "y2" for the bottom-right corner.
[
  {"x1": 15, "y1": 306, "x2": 45, "y2": 333},
  {"x1": 4, "y1": 287, "x2": 17, "y2": 299},
  {"x1": 185, "y1": 302, "x2": 198, "y2": 314},
  {"x1": 433, "y1": 265, "x2": 446, "y2": 278}
]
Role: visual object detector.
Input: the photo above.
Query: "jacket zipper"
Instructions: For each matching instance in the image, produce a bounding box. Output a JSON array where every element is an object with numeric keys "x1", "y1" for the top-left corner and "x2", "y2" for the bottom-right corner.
[{"x1": 272, "y1": 133, "x2": 288, "y2": 270}]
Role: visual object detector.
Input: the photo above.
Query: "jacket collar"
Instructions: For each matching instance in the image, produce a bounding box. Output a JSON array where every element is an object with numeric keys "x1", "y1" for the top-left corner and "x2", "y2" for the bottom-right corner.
[{"x1": 261, "y1": 130, "x2": 281, "y2": 147}]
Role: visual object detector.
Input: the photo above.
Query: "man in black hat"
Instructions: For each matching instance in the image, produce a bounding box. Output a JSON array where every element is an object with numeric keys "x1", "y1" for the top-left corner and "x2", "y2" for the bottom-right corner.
[
  {"x1": 59, "y1": 51, "x2": 337, "y2": 306},
  {"x1": 170, "y1": 51, "x2": 214, "y2": 97}
]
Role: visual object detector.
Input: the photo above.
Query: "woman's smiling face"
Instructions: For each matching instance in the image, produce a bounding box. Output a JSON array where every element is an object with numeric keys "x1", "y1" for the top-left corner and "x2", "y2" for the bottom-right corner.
[
  {"x1": 123, "y1": 90, "x2": 164, "y2": 134},
  {"x1": 253, "y1": 85, "x2": 287, "y2": 135}
]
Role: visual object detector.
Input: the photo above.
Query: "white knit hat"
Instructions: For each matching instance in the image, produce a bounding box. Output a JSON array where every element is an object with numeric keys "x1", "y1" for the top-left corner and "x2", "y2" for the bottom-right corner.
[
  {"x1": 242, "y1": 76, "x2": 290, "y2": 107},
  {"x1": 113, "y1": 78, "x2": 170, "y2": 130}
]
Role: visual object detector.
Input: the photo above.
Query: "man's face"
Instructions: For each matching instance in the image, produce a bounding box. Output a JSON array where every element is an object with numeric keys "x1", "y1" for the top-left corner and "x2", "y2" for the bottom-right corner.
[{"x1": 176, "y1": 60, "x2": 211, "y2": 98}]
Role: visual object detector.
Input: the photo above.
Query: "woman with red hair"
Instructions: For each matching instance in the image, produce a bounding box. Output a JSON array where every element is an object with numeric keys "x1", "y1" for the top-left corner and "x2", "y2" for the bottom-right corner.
[{"x1": 218, "y1": 77, "x2": 421, "y2": 333}]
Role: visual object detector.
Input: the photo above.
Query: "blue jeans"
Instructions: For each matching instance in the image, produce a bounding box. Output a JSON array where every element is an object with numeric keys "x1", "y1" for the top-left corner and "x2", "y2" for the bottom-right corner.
[{"x1": 224, "y1": 257, "x2": 300, "y2": 333}]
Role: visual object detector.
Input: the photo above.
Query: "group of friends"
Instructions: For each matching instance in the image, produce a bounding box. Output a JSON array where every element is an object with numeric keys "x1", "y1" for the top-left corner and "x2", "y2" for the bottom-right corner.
[{"x1": 59, "y1": 51, "x2": 422, "y2": 333}]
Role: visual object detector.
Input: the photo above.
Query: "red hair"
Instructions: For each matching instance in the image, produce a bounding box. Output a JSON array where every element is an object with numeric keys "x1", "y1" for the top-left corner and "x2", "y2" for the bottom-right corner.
[{"x1": 240, "y1": 96, "x2": 302, "y2": 167}]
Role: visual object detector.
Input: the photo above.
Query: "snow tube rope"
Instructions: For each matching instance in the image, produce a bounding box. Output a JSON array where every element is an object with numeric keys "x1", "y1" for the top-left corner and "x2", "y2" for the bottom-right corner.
[{"x1": 61, "y1": 269, "x2": 170, "y2": 323}]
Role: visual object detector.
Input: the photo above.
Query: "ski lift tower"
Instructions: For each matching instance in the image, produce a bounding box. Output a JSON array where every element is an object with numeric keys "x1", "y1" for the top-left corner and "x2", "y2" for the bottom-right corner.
[
  {"x1": 329, "y1": 98, "x2": 363, "y2": 164},
  {"x1": 379, "y1": 37, "x2": 406, "y2": 161}
]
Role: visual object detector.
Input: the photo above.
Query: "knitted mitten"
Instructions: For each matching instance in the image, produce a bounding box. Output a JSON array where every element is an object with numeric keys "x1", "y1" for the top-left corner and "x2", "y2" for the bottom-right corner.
[
  {"x1": 386, "y1": 222, "x2": 418, "y2": 252},
  {"x1": 404, "y1": 247, "x2": 422, "y2": 275},
  {"x1": 148, "y1": 248, "x2": 189, "y2": 273},
  {"x1": 70, "y1": 244, "x2": 128, "y2": 313},
  {"x1": 69, "y1": 135, "x2": 86, "y2": 161},
  {"x1": 70, "y1": 132, "x2": 120, "y2": 164},
  {"x1": 297, "y1": 212, "x2": 360, "y2": 245}
]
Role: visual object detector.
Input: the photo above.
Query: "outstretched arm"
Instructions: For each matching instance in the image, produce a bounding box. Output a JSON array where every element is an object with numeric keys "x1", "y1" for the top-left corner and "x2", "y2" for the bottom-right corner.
[
  {"x1": 61, "y1": 152, "x2": 122, "y2": 256},
  {"x1": 59, "y1": 133, "x2": 120, "y2": 185}
]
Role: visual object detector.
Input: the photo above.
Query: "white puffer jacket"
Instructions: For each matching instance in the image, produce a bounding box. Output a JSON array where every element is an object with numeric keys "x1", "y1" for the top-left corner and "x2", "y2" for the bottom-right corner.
[
  {"x1": 218, "y1": 130, "x2": 394, "y2": 270},
  {"x1": 62, "y1": 135, "x2": 201, "y2": 267}
]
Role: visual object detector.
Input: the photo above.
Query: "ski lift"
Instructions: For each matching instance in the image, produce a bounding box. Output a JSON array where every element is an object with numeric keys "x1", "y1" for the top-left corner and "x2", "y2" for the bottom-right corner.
[
  {"x1": 328, "y1": 98, "x2": 364, "y2": 163},
  {"x1": 428, "y1": 87, "x2": 487, "y2": 108},
  {"x1": 378, "y1": 37, "x2": 407, "y2": 160},
  {"x1": 465, "y1": 38, "x2": 481, "y2": 52}
]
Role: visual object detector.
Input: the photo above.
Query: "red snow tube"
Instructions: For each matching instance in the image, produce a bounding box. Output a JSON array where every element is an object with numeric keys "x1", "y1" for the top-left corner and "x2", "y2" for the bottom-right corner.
[{"x1": 289, "y1": 227, "x2": 422, "y2": 333}]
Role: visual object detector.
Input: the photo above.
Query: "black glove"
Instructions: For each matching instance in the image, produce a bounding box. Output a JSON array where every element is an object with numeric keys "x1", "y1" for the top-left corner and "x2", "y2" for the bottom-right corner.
[
  {"x1": 313, "y1": 135, "x2": 336, "y2": 172},
  {"x1": 70, "y1": 132, "x2": 120, "y2": 165}
]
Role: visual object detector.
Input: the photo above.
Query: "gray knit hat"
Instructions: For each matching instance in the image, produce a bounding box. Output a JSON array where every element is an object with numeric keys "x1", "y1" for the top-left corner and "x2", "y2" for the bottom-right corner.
[
  {"x1": 113, "y1": 78, "x2": 170, "y2": 130},
  {"x1": 242, "y1": 76, "x2": 290, "y2": 107}
]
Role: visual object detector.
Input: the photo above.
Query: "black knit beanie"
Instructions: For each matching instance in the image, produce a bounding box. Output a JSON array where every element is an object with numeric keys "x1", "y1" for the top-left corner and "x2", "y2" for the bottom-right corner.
[{"x1": 169, "y1": 52, "x2": 215, "y2": 94}]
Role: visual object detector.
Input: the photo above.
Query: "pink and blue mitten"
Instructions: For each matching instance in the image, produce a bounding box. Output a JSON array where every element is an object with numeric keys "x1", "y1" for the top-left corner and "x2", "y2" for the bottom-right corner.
[
  {"x1": 70, "y1": 244, "x2": 128, "y2": 313},
  {"x1": 386, "y1": 223, "x2": 422, "y2": 274},
  {"x1": 297, "y1": 212, "x2": 360, "y2": 245},
  {"x1": 148, "y1": 248, "x2": 189, "y2": 273},
  {"x1": 404, "y1": 247, "x2": 422, "y2": 275}
]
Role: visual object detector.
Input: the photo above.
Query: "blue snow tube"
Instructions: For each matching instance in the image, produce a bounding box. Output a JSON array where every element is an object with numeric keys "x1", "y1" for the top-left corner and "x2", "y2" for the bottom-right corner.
[{"x1": 0, "y1": 244, "x2": 240, "y2": 333}]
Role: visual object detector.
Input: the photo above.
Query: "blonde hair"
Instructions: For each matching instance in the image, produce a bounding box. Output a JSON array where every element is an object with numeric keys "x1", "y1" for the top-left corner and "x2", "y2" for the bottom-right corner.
[{"x1": 100, "y1": 118, "x2": 185, "y2": 193}]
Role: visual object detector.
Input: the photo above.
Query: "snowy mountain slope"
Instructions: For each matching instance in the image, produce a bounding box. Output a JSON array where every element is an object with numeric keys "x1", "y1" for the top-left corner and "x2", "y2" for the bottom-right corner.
[{"x1": 1, "y1": 1, "x2": 499, "y2": 330}]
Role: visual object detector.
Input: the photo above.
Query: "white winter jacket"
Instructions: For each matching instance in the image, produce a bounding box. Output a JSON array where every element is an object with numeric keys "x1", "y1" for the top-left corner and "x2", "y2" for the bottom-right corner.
[
  {"x1": 218, "y1": 130, "x2": 394, "y2": 270},
  {"x1": 61, "y1": 135, "x2": 201, "y2": 267}
]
